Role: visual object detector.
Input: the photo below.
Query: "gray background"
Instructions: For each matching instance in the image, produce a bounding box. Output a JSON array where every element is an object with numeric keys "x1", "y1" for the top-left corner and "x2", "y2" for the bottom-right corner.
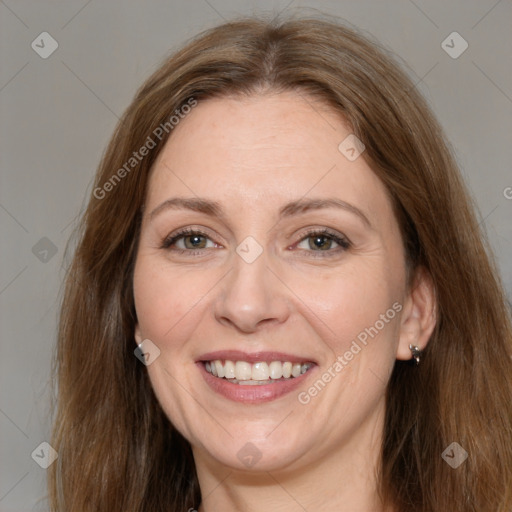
[{"x1": 1, "y1": 0, "x2": 511, "y2": 510}]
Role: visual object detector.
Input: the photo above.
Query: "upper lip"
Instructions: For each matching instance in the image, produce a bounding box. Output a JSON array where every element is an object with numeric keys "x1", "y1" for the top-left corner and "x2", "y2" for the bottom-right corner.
[{"x1": 197, "y1": 350, "x2": 317, "y2": 364}]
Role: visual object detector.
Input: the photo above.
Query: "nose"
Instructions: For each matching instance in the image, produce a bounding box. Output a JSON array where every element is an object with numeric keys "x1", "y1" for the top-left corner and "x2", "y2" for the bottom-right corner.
[{"x1": 213, "y1": 249, "x2": 291, "y2": 334}]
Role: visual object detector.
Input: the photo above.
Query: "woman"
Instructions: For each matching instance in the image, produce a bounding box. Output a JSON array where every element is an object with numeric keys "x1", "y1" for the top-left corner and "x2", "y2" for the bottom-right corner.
[{"x1": 49, "y1": 15, "x2": 512, "y2": 512}]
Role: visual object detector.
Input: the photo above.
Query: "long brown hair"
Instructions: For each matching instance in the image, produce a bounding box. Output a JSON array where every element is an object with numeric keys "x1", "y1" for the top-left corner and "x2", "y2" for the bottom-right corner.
[{"x1": 49, "y1": 14, "x2": 512, "y2": 511}]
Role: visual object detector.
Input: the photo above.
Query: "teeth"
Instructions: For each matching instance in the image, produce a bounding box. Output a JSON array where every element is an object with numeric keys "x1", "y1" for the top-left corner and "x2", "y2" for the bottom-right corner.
[
  {"x1": 205, "y1": 359, "x2": 313, "y2": 382},
  {"x1": 235, "y1": 361, "x2": 252, "y2": 380},
  {"x1": 214, "y1": 360, "x2": 225, "y2": 378},
  {"x1": 269, "y1": 361, "x2": 283, "y2": 379},
  {"x1": 252, "y1": 362, "x2": 269, "y2": 380},
  {"x1": 224, "y1": 360, "x2": 235, "y2": 379}
]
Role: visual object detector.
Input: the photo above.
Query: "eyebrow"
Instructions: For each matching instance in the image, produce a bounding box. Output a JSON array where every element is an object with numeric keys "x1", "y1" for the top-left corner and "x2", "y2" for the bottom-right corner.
[{"x1": 148, "y1": 196, "x2": 372, "y2": 228}]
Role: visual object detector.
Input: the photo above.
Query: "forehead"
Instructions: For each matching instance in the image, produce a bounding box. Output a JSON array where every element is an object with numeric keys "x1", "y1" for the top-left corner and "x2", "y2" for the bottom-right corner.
[{"x1": 146, "y1": 92, "x2": 393, "y2": 222}]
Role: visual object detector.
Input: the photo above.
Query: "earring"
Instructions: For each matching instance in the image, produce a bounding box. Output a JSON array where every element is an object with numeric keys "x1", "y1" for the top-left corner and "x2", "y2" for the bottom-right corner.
[{"x1": 409, "y1": 344, "x2": 421, "y2": 365}]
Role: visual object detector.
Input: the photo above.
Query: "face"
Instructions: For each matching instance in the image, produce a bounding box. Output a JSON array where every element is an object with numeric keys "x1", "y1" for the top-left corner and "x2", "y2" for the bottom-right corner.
[{"x1": 133, "y1": 91, "x2": 411, "y2": 474}]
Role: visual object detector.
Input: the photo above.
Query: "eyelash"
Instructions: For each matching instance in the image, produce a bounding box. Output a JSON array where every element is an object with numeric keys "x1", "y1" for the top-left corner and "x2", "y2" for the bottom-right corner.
[{"x1": 160, "y1": 227, "x2": 351, "y2": 258}]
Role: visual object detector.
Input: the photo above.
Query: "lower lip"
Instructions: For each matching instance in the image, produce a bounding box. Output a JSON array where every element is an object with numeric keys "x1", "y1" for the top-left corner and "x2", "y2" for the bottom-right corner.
[{"x1": 197, "y1": 362, "x2": 316, "y2": 404}]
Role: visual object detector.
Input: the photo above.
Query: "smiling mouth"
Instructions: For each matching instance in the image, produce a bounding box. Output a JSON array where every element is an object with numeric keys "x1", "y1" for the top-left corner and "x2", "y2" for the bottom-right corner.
[{"x1": 203, "y1": 360, "x2": 314, "y2": 385}]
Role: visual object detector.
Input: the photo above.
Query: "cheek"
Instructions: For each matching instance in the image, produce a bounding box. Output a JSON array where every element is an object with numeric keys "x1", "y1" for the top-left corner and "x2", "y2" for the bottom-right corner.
[
  {"x1": 133, "y1": 257, "x2": 207, "y2": 343},
  {"x1": 288, "y1": 266, "x2": 403, "y2": 389}
]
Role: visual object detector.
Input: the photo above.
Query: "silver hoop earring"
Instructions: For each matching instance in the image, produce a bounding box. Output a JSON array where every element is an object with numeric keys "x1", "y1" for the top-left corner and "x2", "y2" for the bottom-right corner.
[{"x1": 409, "y1": 344, "x2": 421, "y2": 365}]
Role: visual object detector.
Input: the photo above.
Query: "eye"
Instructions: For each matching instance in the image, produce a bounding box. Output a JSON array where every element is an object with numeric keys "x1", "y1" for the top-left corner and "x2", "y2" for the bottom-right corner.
[
  {"x1": 160, "y1": 227, "x2": 351, "y2": 258},
  {"x1": 160, "y1": 228, "x2": 218, "y2": 253},
  {"x1": 295, "y1": 228, "x2": 351, "y2": 257}
]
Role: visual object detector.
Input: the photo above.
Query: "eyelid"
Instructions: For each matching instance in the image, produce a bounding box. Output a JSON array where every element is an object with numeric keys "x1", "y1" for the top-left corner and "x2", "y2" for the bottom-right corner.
[
  {"x1": 160, "y1": 227, "x2": 218, "y2": 250},
  {"x1": 161, "y1": 226, "x2": 351, "y2": 257},
  {"x1": 292, "y1": 227, "x2": 351, "y2": 255}
]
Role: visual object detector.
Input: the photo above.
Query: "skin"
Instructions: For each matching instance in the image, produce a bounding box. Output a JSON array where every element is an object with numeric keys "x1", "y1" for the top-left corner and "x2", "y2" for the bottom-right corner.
[{"x1": 133, "y1": 91, "x2": 436, "y2": 512}]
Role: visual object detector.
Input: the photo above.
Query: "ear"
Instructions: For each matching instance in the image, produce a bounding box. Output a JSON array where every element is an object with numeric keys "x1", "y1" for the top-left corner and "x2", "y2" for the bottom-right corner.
[
  {"x1": 134, "y1": 323, "x2": 143, "y2": 345},
  {"x1": 396, "y1": 266, "x2": 437, "y2": 361}
]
